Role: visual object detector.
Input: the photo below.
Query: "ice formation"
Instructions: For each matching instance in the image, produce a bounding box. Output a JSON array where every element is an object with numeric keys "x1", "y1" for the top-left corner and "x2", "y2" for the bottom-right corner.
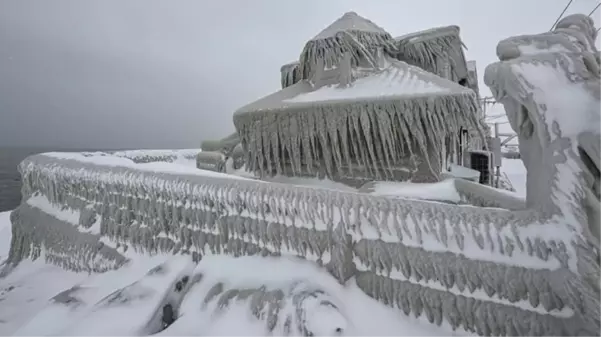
[
  {"x1": 231, "y1": 12, "x2": 483, "y2": 185},
  {"x1": 4, "y1": 12, "x2": 600, "y2": 337},
  {"x1": 394, "y1": 25, "x2": 468, "y2": 84}
]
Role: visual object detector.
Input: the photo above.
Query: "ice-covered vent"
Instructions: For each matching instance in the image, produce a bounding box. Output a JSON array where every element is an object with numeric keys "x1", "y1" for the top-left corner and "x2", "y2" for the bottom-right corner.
[
  {"x1": 298, "y1": 12, "x2": 398, "y2": 81},
  {"x1": 394, "y1": 26, "x2": 468, "y2": 83},
  {"x1": 281, "y1": 61, "x2": 301, "y2": 88},
  {"x1": 233, "y1": 57, "x2": 483, "y2": 181}
]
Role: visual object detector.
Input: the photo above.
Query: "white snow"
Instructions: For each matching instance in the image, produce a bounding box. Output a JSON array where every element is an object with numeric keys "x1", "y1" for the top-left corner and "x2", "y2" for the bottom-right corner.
[
  {"x1": 261, "y1": 175, "x2": 358, "y2": 193},
  {"x1": 42, "y1": 152, "x2": 250, "y2": 181},
  {"x1": 285, "y1": 63, "x2": 449, "y2": 103},
  {"x1": 113, "y1": 149, "x2": 199, "y2": 168},
  {"x1": 512, "y1": 61, "x2": 600, "y2": 139},
  {"x1": 517, "y1": 44, "x2": 572, "y2": 55},
  {"x1": 511, "y1": 60, "x2": 598, "y2": 272},
  {"x1": 446, "y1": 164, "x2": 481, "y2": 182},
  {"x1": 312, "y1": 11, "x2": 387, "y2": 40},
  {"x1": 111, "y1": 149, "x2": 199, "y2": 159},
  {"x1": 368, "y1": 179, "x2": 461, "y2": 202},
  {"x1": 0, "y1": 210, "x2": 471, "y2": 336}
]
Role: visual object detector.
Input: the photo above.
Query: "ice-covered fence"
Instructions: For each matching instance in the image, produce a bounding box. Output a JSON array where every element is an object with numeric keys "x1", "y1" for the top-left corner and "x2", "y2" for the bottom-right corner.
[{"x1": 8, "y1": 152, "x2": 598, "y2": 335}]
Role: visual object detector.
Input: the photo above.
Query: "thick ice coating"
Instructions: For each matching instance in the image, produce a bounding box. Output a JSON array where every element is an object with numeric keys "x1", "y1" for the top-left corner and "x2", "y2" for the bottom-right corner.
[
  {"x1": 6, "y1": 11, "x2": 601, "y2": 337},
  {"x1": 234, "y1": 12, "x2": 483, "y2": 184}
]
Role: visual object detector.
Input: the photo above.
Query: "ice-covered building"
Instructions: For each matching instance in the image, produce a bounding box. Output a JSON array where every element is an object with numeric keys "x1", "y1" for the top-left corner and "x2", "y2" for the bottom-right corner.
[{"x1": 200, "y1": 12, "x2": 486, "y2": 186}]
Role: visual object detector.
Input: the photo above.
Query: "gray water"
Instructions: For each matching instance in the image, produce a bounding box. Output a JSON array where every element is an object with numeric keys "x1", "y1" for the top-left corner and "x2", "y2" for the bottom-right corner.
[
  {"x1": 0, "y1": 147, "x2": 47, "y2": 212},
  {"x1": 0, "y1": 147, "x2": 116, "y2": 212}
]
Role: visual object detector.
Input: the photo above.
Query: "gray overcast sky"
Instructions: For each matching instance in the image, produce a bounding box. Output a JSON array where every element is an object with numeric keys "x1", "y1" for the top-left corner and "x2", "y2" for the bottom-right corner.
[{"x1": 0, "y1": 0, "x2": 599, "y2": 150}]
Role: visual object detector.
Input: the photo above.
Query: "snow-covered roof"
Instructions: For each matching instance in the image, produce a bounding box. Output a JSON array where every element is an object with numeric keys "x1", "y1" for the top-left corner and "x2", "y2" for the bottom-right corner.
[
  {"x1": 298, "y1": 12, "x2": 397, "y2": 81},
  {"x1": 285, "y1": 63, "x2": 452, "y2": 104},
  {"x1": 310, "y1": 11, "x2": 389, "y2": 41},
  {"x1": 237, "y1": 58, "x2": 474, "y2": 113}
]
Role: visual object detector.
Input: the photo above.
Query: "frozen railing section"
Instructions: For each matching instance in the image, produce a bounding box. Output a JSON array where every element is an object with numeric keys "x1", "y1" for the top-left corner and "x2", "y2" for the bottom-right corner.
[{"x1": 8, "y1": 152, "x2": 599, "y2": 335}]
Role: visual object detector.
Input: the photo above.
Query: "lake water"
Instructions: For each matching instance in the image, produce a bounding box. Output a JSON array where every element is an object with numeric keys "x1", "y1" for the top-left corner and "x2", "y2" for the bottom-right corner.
[
  {"x1": 0, "y1": 148, "x2": 47, "y2": 212},
  {"x1": 0, "y1": 147, "x2": 111, "y2": 212}
]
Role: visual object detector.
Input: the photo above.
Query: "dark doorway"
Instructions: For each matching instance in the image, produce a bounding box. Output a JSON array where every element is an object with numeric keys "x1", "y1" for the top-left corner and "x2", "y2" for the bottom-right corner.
[{"x1": 470, "y1": 152, "x2": 490, "y2": 185}]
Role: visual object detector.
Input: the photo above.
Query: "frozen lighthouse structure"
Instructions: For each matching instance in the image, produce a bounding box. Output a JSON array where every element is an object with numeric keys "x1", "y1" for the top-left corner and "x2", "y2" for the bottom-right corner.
[
  {"x1": 6, "y1": 11, "x2": 600, "y2": 337},
  {"x1": 198, "y1": 12, "x2": 485, "y2": 186}
]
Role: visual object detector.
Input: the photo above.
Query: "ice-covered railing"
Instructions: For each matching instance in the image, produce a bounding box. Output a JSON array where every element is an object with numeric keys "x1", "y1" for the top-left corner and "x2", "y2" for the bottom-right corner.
[{"x1": 7, "y1": 151, "x2": 598, "y2": 335}]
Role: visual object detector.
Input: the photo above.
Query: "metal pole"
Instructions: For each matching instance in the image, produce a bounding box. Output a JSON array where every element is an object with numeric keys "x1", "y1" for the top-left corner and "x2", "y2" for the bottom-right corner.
[{"x1": 494, "y1": 123, "x2": 501, "y2": 188}]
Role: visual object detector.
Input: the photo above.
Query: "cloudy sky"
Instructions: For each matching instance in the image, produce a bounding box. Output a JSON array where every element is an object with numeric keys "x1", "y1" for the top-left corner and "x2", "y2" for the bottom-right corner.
[{"x1": 0, "y1": 0, "x2": 599, "y2": 149}]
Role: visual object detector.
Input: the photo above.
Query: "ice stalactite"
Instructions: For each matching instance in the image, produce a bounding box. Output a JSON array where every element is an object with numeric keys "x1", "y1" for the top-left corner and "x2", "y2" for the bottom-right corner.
[
  {"x1": 281, "y1": 61, "x2": 301, "y2": 89},
  {"x1": 394, "y1": 26, "x2": 468, "y2": 83},
  {"x1": 356, "y1": 273, "x2": 580, "y2": 336},
  {"x1": 8, "y1": 202, "x2": 126, "y2": 273},
  {"x1": 234, "y1": 87, "x2": 482, "y2": 182}
]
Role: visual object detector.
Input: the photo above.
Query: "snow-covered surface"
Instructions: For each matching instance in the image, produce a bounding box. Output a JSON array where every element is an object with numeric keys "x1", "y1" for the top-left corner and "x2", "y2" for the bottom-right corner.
[
  {"x1": 509, "y1": 57, "x2": 599, "y2": 256},
  {"x1": 517, "y1": 44, "x2": 572, "y2": 55},
  {"x1": 446, "y1": 164, "x2": 480, "y2": 181},
  {"x1": 369, "y1": 179, "x2": 461, "y2": 202},
  {"x1": 261, "y1": 175, "x2": 358, "y2": 193},
  {"x1": 312, "y1": 11, "x2": 388, "y2": 40},
  {"x1": 43, "y1": 152, "x2": 250, "y2": 181},
  {"x1": 0, "y1": 210, "x2": 468, "y2": 336},
  {"x1": 285, "y1": 63, "x2": 450, "y2": 103},
  {"x1": 512, "y1": 61, "x2": 600, "y2": 138},
  {"x1": 111, "y1": 149, "x2": 199, "y2": 159},
  {"x1": 484, "y1": 24, "x2": 600, "y2": 277},
  {"x1": 111, "y1": 149, "x2": 199, "y2": 167}
]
